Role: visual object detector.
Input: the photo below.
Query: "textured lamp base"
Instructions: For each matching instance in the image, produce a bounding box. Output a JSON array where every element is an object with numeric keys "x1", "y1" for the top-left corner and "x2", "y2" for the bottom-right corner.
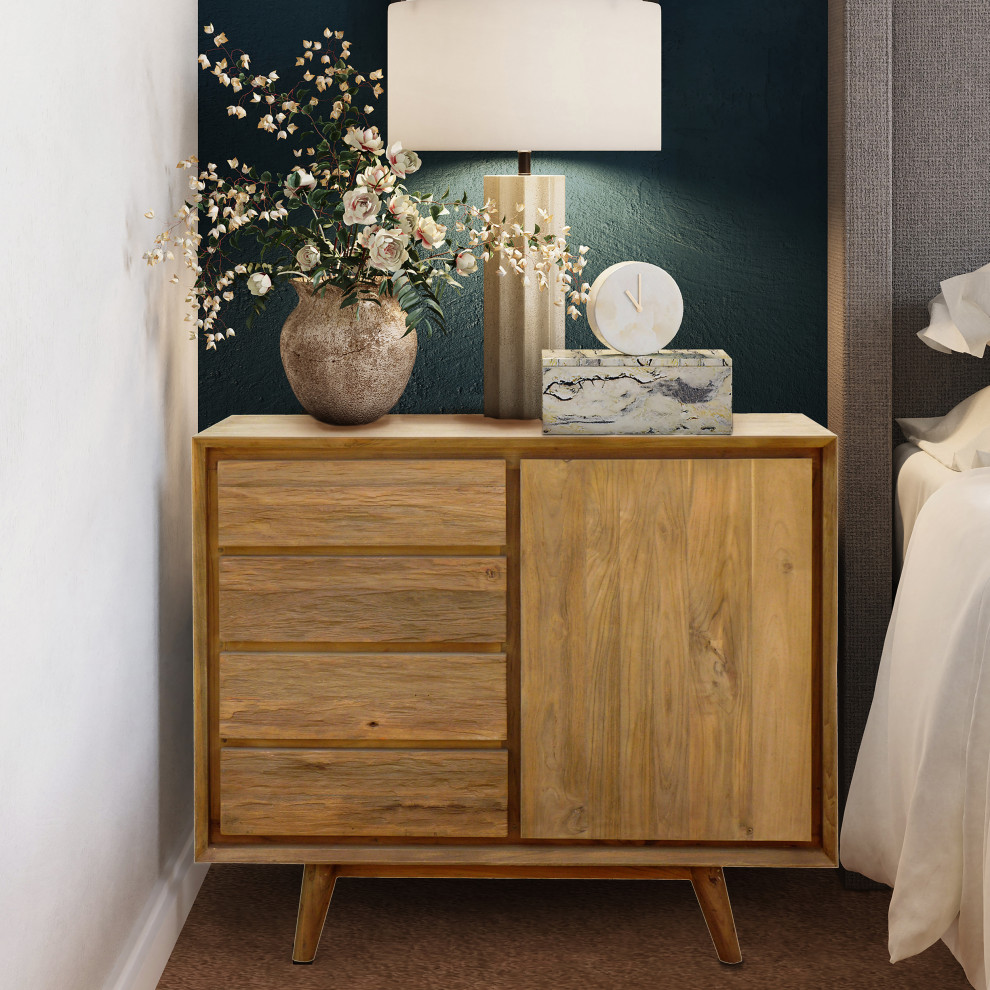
[{"x1": 483, "y1": 174, "x2": 566, "y2": 419}]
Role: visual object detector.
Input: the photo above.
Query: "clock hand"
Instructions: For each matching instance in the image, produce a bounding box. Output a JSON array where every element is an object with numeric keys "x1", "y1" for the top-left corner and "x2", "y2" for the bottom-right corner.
[
  {"x1": 637, "y1": 273, "x2": 642, "y2": 309},
  {"x1": 624, "y1": 289, "x2": 643, "y2": 314}
]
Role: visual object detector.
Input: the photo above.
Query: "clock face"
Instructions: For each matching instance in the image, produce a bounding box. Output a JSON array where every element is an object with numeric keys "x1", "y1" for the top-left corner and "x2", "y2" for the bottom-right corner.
[{"x1": 587, "y1": 261, "x2": 684, "y2": 355}]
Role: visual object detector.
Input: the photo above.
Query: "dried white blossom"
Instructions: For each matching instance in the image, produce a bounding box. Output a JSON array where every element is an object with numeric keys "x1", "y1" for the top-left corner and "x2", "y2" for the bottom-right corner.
[{"x1": 144, "y1": 26, "x2": 592, "y2": 352}]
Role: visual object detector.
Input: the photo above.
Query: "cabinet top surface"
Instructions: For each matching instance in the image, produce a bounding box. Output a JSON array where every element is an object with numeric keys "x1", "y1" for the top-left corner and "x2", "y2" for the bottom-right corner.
[{"x1": 196, "y1": 413, "x2": 834, "y2": 444}]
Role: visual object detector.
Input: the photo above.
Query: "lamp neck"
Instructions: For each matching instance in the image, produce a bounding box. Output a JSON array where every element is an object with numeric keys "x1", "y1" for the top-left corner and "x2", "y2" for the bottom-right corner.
[{"x1": 517, "y1": 151, "x2": 532, "y2": 175}]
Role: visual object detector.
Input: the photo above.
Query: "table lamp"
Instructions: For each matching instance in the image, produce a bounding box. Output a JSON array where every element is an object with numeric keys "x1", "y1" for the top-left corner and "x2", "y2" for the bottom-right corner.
[{"x1": 388, "y1": 0, "x2": 662, "y2": 418}]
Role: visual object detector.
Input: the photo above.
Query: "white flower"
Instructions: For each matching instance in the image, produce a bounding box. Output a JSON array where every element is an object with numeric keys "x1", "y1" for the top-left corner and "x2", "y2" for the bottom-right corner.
[
  {"x1": 367, "y1": 229, "x2": 410, "y2": 273},
  {"x1": 356, "y1": 224, "x2": 381, "y2": 250},
  {"x1": 343, "y1": 126, "x2": 384, "y2": 156},
  {"x1": 455, "y1": 251, "x2": 478, "y2": 276},
  {"x1": 386, "y1": 142, "x2": 422, "y2": 179},
  {"x1": 356, "y1": 165, "x2": 395, "y2": 194},
  {"x1": 295, "y1": 244, "x2": 321, "y2": 271},
  {"x1": 342, "y1": 188, "x2": 381, "y2": 226},
  {"x1": 414, "y1": 215, "x2": 447, "y2": 250},
  {"x1": 247, "y1": 272, "x2": 272, "y2": 296},
  {"x1": 284, "y1": 169, "x2": 317, "y2": 198},
  {"x1": 387, "y1": 192, "x2": 416, "y2": 218},
  {"x1": 395, "y1": 212, "x2": 416, "y2": 238}
]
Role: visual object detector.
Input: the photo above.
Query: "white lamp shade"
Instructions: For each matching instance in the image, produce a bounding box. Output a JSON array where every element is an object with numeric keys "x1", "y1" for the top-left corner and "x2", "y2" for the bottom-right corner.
[{"x1": 388, "y1": 0, "x2": 661, "y2": 152}]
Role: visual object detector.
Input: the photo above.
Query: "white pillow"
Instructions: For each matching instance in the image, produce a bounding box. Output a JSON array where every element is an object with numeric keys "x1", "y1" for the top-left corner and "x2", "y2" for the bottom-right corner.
[
  {"x1": 897, "y1": 384, "x2": 990, "y2": 471},
  {"x1": 918, "y1": 262, "x2": 990, "y2": 357}
]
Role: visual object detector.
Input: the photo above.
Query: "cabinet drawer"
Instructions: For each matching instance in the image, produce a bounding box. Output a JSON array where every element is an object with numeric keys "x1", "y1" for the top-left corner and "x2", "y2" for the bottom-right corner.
[
  {"x1": 217, "y1": 459, "x2": 506, "y2": 547},
  {"x1": 220, "y1": 749, "x2": 508, "y2": 837},
  {"x1": 219, "y1": 556, "x2": 506, "y2": 644},
  {"x1": 219, "y1": 652, "x2": 507, "y2": 741}
]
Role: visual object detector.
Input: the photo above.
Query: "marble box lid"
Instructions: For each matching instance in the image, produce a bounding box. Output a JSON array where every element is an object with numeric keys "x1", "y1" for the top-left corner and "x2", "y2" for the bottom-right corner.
[{"x1": 543, "y1": 349, "x2": 731, "y2": 368}]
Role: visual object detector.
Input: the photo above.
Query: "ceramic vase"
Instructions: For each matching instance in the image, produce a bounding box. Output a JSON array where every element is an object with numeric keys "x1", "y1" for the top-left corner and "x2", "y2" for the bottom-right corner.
[{"x1": 279, "y1": 281, "x2": 417, "y2": 426}]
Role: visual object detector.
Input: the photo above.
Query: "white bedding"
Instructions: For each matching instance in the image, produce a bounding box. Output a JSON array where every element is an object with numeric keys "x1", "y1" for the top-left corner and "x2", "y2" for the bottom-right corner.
[
  {"x1": 841, "y1": 467, "x2": 990, "y2": 989},
  {"x1": 895, "y1": 441, "x2": 962, "y2": 568}
]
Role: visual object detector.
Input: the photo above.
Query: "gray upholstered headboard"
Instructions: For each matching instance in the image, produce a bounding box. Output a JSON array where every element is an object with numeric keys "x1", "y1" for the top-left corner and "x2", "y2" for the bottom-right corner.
[{"x1": 828, "y1": 0, "x2": 990, "y2": 858}]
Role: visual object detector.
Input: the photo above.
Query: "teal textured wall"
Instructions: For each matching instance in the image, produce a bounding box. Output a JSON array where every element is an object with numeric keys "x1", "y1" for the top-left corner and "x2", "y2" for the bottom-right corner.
[{"x1": 198, "y1": 1, "x2": 826, "y2": 428}]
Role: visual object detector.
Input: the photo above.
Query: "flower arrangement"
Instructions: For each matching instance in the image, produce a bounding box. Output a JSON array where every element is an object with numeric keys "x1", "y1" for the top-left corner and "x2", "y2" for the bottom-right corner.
[{"x1": 145, "y1": 26, "x2": 591, "y2": 351}]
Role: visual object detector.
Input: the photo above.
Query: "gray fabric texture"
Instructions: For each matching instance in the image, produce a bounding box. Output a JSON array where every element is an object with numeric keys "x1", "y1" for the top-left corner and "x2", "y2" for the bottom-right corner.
[
  {"x1": 827, "y1": 0, "x2": 893, "y2": 889},
  {"x1": 891, "y1": 1, "x2": 990, "y2": 422}
]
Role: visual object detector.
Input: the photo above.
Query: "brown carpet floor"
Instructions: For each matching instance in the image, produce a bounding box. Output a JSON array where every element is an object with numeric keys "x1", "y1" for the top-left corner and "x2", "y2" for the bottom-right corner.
[{"x1": 158, "y1": 865, "x2": 970, "y2": 989}]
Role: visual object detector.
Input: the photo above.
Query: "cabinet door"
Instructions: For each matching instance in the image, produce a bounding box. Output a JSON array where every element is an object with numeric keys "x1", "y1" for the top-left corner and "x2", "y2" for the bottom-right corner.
[{"x1": 520, "y1": 458, "x2": 814, "y2": 842}]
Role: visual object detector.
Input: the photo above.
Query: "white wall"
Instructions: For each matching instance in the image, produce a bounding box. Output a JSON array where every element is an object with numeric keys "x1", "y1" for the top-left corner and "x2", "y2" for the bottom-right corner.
[{"x1": 0, "y1": 2, "x2": 200, "y2": 988}]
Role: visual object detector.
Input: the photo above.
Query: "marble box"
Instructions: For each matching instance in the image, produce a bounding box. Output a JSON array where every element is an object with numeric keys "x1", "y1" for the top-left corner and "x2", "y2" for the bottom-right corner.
[{"x1": 541, "y1": 349, "x2": 733, "y2": 435}]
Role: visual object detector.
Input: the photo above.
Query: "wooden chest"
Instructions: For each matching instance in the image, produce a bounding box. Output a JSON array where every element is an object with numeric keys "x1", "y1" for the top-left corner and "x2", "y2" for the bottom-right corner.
[{"x1": 193, "y1": 413, "x2": 837, "y2": 962}]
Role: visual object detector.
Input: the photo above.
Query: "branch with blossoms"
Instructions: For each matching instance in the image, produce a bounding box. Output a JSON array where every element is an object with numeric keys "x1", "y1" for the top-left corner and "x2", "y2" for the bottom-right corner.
[{"x1": 145, "y1": 26, "x2": 591, "y2": 352}]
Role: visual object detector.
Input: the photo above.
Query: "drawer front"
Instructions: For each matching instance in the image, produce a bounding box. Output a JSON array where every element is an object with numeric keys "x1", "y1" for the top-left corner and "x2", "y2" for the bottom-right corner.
[
  {"x1": 219, "y1": 556, "x2": 507, "y2": 644},
  {"x1": 220, "y1": 749, "x2": 509, "y2": 837},
  {"x1": 219, "y1": 652, "x2": 507, "y2": 741},
  {"x1": 217, "y1": 459, "x2": 506, "y2": 547}
]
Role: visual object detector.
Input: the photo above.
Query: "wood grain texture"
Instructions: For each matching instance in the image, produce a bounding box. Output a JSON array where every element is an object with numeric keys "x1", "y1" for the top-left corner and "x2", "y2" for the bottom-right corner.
[
  {"x1": 218, "y1": 556, "x2": 506, "y2": 644},
  {"x1": 749, "y1": 459, "x2": 814, "y2": 841},
  {"x1": 690, "y1": 867, "x2": 743, "y2": 964},
  {"x1": 197, "y1": 413, "x2": 835, "y2": 443},
  {"x1": 336, "y1": 864, "x2": 692, "y2": 880},
  {"x1": 219, "y1": 652, "x2": 506, "y2": 741},
  {"x1": 820, "y1": 439, "x2": 840, "y2": 862},
  {"x1": 207, "y1": 455, "x2": 223, "y2": 835},
  {"x1": 192, "y1": 441, "x2": 211, "y2": 858},
  {"x1": 220, "y1": 749, "x2": 508, "y2": 837},
  {"x1": 684, "y1": 459, "x2": 753, "y2": 842},
  {"x1": 520, "y1": 458, "x2": 814, "y2": 843},
  {"x1": 292, "y1": 865, "x2": 338, "y2": 963},
  {"x1": 200, "y1": 841, "x2": 837, "y2": 868},
  {"x1": 504, "y1": 459, "x2": 523, "y2": 838},
  {"x1": 194, "y1": 416, "x2": 838, "y2": 873},
  {"x1": 218, "y1": 459, "x2": 506, "y2": 548}
]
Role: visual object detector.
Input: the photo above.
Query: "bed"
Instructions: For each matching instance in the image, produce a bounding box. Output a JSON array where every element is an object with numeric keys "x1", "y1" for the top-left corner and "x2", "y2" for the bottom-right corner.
[
  {"x1": 842, "y1": 385, "x2": 990, "y2": 988},
  {"x1": 893, "y1": 442, "x2": 961, "y2": 569}
]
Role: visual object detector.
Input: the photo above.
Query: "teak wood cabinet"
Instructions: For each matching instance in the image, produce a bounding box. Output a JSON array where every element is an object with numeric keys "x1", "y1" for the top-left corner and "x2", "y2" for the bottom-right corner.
[{"x1": 193, "y1": 414, "x2": 837, "y2": 964}]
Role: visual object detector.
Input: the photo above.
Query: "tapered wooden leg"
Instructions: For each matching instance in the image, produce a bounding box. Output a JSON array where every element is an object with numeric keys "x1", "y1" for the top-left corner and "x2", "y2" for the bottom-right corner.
[
  {"x1": 292, "y1": 865, "x2": 339, "y2": 963},
  {"x1": 690, "y1": 867, "x2": 743, "y2": 964}
]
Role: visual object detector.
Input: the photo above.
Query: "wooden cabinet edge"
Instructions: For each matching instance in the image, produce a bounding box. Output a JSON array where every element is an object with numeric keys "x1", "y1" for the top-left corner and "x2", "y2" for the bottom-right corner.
[
  {"x1": 820, "y1": 437, "x2": 840, "y2": 862},
  {"x1": 197, "y1": 842, "x2": 838, "y2": 869},
  {"x1": 192, "y1": 438, "x2": 212, "y2": 859}
]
